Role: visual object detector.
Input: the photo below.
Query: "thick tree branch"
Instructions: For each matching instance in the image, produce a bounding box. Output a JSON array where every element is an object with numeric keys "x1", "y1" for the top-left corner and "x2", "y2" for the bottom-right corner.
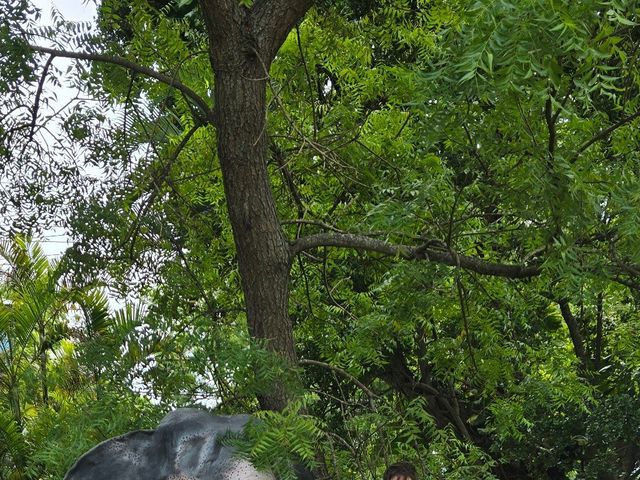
[
  {"x1": 197, "y1": 0, "x2": 244, "y2": 66},
  {"x1": 198, "y1": 0, "x2": 313, "y2": 72},
  {"x1": 29, "y1": 45, "x2": 214, "y2": 123},
  {"x1": 251, "y1": 0, "x2": 315, "y2": 62},
  {"x1": 291, "y1": 233, "x2": 540, "y2": 278},
  {"x1": 413, "y1": 382, "x2": 472, "y2": 442},
  {"x1": 558, "y1": 299, "x2": 588, "y2": 367}
]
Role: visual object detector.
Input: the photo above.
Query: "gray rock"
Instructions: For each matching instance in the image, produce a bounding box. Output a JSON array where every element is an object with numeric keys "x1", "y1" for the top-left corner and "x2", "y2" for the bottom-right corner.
[{"x1": 64, "y1": 408, "x2": 299, "y2": 480}]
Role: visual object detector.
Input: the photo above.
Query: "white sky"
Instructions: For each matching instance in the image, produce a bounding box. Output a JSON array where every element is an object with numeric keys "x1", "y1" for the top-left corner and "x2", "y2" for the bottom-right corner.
[
  {"x1": 36, "y1": 0, "x2": 96, "y2": 22},
  {"x1": 20, "y1": 1, "x2": 135, "y2": 310},
  {"x1": 25, "y1": 0, "x2": 97, "y2": 259}
]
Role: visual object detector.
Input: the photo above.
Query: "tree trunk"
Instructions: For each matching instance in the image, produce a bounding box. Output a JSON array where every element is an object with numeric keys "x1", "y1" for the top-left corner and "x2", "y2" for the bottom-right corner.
[
  {"x1": 216, "y1": 66, "x2": 295, "y2": 410},
  {"x1": 198, "y1": 0, "x2": 310, "y2": 410}
]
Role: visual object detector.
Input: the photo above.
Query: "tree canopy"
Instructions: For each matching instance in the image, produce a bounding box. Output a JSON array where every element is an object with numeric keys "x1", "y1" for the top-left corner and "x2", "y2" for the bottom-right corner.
[{"x1": 1, "y1": 0, "x2": 640, "y2": 478}]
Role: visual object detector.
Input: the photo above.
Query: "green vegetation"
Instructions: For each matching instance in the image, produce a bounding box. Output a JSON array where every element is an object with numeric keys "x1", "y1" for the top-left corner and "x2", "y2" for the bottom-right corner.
[{"x1": 1, "y1": 0, "x2": 639, "y2": 478}]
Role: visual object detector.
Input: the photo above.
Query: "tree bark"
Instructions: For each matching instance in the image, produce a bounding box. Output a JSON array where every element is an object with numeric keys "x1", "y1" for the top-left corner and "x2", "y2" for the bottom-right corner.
[
  {"x1": 217, "y1": 67, "x2": 294, "y2": 410},
  {"x1": 198, "y1": 0, "x2": 312, "y2": 410}
]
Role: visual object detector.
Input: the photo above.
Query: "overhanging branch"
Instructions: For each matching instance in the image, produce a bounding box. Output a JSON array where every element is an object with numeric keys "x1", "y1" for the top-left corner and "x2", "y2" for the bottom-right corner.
[
  {"x1": 291, "y1": 232, "x2": 540, "y2": 279},
  {"x1": 29, "y1": 45, "x2": 214, "y2": 124}
]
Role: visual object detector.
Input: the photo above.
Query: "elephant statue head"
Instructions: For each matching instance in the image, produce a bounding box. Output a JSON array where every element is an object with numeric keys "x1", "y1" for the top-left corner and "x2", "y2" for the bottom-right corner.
[{"x1": 64, "y1": 408, "x2": 312, "y2": 480}]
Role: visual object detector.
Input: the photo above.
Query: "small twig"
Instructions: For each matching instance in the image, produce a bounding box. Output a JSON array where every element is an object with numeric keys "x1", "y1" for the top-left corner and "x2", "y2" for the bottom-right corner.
[
  {"x1": 297, "y1": 254, "x2": 314, "y2": 317},
  {"x1": 281, "y1": 219, "x2": 346, "y2": 234},
  {"x1": 29, "y1": 54, "x2": 55, "y2": 141},
  {"x1": 551, "y1": 83, "x2": 575, "y2": 125},
  {"x1": 515, "y1": 94, "x2": 539, "y2": 148},
  {"x1": 456, "y1": 276, "x2": 478, "y2": 373},
  {"x1": 299, "y1": 358, "x2": 378, "y2": 408},
  {"x1": 271, "y1": 143, "x2": 305, "y2": 220},
  {"x1": 251, "y1": 46, "x2": 340, "y2": 167},
  {"x1": 123, "y1": 124, "x2": 200, "y2": 258},
  {"x1": 573, "y1": 109, "x2": 640, "y2": 161},
  {"x1": 295, "y1": 26, "x2": 318, "y2": 140},
  {"x1": 394, "y1": 113, "x2": 412, "y2": 140},
  {"x1": 16, "y1": 54, "x2": 56, "y2": 162},
  {"x1": 171, "y1": 238, "x2": 226, "y2": 321},
  {"x1": 545, "y1": 96, "x2": 556, "y2": 167}
]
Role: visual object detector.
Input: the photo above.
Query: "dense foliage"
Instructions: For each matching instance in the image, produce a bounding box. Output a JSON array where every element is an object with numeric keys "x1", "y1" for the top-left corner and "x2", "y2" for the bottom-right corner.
[
  {"x1": 1, "y1": 0, "x2": 640, "y2": 479},
  {"x1": 0, "y1": 237, "x2": 161, "y2": 478}
]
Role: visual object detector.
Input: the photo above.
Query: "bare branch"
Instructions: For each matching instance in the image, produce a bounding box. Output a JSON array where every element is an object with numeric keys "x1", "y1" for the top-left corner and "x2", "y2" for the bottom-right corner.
[
  {"x1": 291, "y1": 232, "x2": 540, "y2": 279},
  {"x1": 272, "y1": 144, "x2": 305, "y2": 220},
  {"x1": 29, "y1": 54, "x2": 55, "y2": 140},
  {"x1": 122, "y1": 124, "x2": 201, "y2": 259},
  {"x1": 281, "y1": 219, "x2": 347, "y2": 234},
  {"x1": 299, "y1": 358, "x2": 378, "y2": 407},
  {"x1": 29, "y1": 45, "x2": 214, "y2": 124},
  {"x1": 295, "y1": 26, "x2": 318, "y2": 140},
  {"x1": 17, "y1": 53, "x2": 55, "y2": 161},
  {"x1": 573, "y1": 109, "x2": 640, "y2": 160}
]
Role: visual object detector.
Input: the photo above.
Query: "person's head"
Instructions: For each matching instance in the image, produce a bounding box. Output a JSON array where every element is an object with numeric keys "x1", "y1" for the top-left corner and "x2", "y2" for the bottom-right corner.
[{"x1": 383, "y1": 462, "x2": 417, "y2": 480}]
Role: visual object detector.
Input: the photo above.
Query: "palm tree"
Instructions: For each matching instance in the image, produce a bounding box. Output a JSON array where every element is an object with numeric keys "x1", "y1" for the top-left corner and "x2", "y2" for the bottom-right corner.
[
  {"x1": 0, "y1": 237, "x2": 68, "y2": 410},
  {"x1": 0, "y1": 236, "x2": 158, "y2": 478},
  {"x1": 0, "y1": 236, "x2": 74, "y2": 476}
]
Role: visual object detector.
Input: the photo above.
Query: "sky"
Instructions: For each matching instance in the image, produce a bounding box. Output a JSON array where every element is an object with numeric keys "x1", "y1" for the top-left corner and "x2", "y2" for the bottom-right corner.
[
  {"x1": 36, "y1": 0, "x2": 96, "y2": 23},
  {"x1": 24, "y1": 0, "x2": 97, "y2": 260}
]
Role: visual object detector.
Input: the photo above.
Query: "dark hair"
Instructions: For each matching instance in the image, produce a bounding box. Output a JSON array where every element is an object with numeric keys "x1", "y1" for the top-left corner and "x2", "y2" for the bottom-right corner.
[{"x1": 383, "y1": 462, "x2": 417, "y2": 480}]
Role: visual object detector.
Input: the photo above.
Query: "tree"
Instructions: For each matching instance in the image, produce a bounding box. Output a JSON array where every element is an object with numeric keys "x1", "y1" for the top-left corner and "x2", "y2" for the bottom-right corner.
[
  {"x1": 0, "y1": 237, "x2": 162, "y2": 478},
  {"x1": 2, "y1": 0, "x2": 640, "y2": 478},
  {"x1": 6, "y1": 0, "x2": 533, "y2": 409},
  {"x1": 0, "y1": 237, "x2": 69, "y2": 424}
]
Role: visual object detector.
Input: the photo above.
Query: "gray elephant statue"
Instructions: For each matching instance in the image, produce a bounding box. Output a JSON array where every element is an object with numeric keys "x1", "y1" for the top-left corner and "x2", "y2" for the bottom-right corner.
[{"x1": 64, "y1": 408, "x2": 314, "y2": 480}]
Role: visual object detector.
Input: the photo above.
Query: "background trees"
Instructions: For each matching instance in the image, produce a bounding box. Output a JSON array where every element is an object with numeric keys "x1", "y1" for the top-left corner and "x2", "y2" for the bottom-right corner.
[
  {"x1": 1, "y1": 0, "x2": 640, "y2": 478},
  {"x1": 0, "y1": 237, "x2": 160, "y2": 478}
]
